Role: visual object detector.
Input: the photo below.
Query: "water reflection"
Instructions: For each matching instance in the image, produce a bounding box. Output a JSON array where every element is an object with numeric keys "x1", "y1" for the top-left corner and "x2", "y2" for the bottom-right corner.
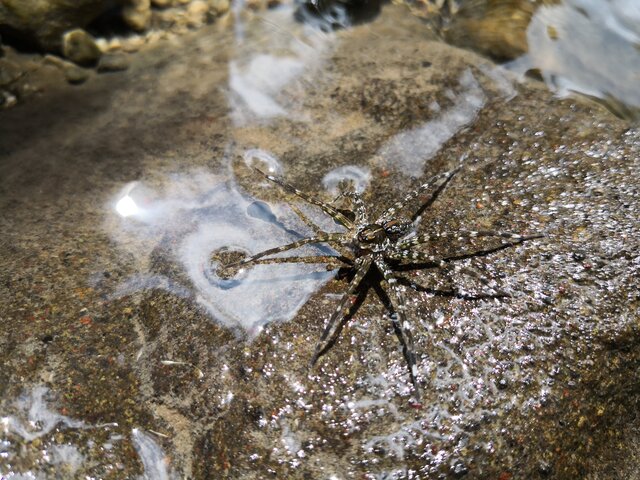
[
  {"x1": 109, "y1": 162, "x2": 338, "y2": 334},
  {"x1": 376, "y1": 69, "x2": 484, "y2": 176},
  {"x1": 508, "y1": 0, "x2": 640, "y2": 118},
  {"x1": 1, "y1": 386, "x2": 84, "y2": 442},
  {"x1": 322, "y1": 165, "x2": 371, "y2": 195},
  {"x1": 229, "y1": 5, "x2": 334, "y2": 125},
  {"x1": 0, "y1": 387, "x2": 174, "y2": 479}
]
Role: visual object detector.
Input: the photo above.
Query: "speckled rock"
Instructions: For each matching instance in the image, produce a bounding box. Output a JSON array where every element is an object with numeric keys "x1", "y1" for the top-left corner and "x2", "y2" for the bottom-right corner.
[{"x1": 62, "y1": 29, "x2": 101, "y2": 66}]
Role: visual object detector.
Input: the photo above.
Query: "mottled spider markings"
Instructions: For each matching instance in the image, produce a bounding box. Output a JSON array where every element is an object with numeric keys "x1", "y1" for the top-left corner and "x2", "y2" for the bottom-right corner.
[{"x1": 228, "y1": 166, "x2": 543, "y2": 403}]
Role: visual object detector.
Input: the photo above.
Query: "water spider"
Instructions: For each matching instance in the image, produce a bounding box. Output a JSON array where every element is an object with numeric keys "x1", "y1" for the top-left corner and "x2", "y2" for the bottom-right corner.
[{"x1": 228, "y1": 166, "x2": 543, "y2": 403}]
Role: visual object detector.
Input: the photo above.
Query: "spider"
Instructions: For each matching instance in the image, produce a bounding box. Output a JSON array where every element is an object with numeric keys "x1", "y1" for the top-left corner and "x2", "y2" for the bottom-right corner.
[{"x1": 228, "y1": 166, "x2": 542, "y2": 403}]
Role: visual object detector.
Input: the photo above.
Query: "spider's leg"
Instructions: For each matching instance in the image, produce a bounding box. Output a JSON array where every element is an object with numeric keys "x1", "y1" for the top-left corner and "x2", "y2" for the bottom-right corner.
[
  {"x1": 374, "y1": 258, "x2": 422, "y2": 403},
  {"x1": 388, "y1": 231, "x2": 543, "y2": 268},
  {"x1": 255, "y1": 168, "x2": 354, "y2": 229},
  {"x1": 249, "y1": 254, "x2": 354, "y2": 268},
  {"x1": 310, "y1": 255, "x2": 373, "y2": 367},
  {"x1": 345, "y1": 191, "x2": 368, "y2": 225},
  {"x1": 288, "y1": 202, "x2": 356, "y2": 261},
  {"x1": 394, "y1": 274, "x2": 508, "y2": 300},
  {"x1": 376, "y1": 166, "x2": 460, "y2": 224},
  {"x1": 386, "y1": 249, "x2": 448, "y2": 265},
  {"x1": 230, "y1": 233, "x2": 348, "y2": 267},
  {"x1": 289, "y1": 203, "x2": 325, "y2": 237},
  {"x1": 394, "y1": 230, "x2": 544, "y2": 251}
]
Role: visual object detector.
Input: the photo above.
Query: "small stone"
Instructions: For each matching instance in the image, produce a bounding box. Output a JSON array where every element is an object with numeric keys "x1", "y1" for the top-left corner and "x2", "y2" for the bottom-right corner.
[
  {"x1": 97, "y1": 53, "x2": 130, "y2": 73},
  {"x1": 145, "y1": 30, "x2": 163, "y2": 44},
  {"x1": 151, "y1": 0, "x2": 173, "y2": 6},
  {"x1": 64, "y1": 64, "x2": 90, "y2": 84},
  {"x1": 187, "y1": 0, "x2": 209, "y2": 26},
  {"x1": 1, "y1": 91, "x2": 17, "y2": 109},
  {"x1": 62, "y1": 29, "x2": 101, "y2": 66},
  {"x1": 123, "y1": 0, "x2": 152, "y2": 31},
  {"x1": 122, "y1": 36, "x2": 145, "y2": 53},
  {"x1": 209, "y1": 0, "x2": 230, "y2": 15},
  {"x1": 107, "y1": 38, "x2": 122, "y2": 52},
  {"x1": 43, "y1": 54, "x2": 90, "y2": 84},
  {"x1": 94, "y1": 38, "x2": 109, "y2": 53}
]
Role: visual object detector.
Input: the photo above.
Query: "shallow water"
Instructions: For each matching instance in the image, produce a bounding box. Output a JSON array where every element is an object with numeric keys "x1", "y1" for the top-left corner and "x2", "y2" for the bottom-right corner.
[
  {"x1": 443, "y1": 0, "x2": 640, "y2": 119},
  {"x1": 0, "y1": 1, "x2": 639, "y2": 479}
]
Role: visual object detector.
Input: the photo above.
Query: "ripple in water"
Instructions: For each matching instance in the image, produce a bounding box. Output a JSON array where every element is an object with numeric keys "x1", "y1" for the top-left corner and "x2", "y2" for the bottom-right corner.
[{"x1": 109, "y1": 166, "x2": 336, "y2": 335}]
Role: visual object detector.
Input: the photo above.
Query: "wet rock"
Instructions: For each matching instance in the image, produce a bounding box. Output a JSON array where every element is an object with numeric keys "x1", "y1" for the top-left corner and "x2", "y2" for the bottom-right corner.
[
  {"x1": 0, "y1": 0, "x2": 125, "y2": 51},
  {"x1": 442, "y1": 0, "x2": 544, "y2": 60},
  {"x1": 123, "y1": 0, "x2": 151, "y2": 31},
  {"x1": 62, "y1": 29, "x2": 101, "y2": 66},
  {"x1": 97, "y1": 52, "x2": 130, "y2": 72},
  {"x1": 0, "y1": 4, "x2": 639, "y2": 480}
]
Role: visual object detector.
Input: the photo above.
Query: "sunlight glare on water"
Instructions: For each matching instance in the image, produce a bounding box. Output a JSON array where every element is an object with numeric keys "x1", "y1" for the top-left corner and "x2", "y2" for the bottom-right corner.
[{"x1": 109, "y1": 164, "x2": 336, "y2": 334}]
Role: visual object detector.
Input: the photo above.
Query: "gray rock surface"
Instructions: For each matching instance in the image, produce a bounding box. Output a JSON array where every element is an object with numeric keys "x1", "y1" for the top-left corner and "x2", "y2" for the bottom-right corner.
[{"x1": 0, "y1": 4, "x2": 638, "y2": 479}]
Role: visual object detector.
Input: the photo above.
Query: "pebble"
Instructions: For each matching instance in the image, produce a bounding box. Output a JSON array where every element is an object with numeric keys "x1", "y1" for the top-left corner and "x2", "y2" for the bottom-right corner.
[
  {"x1": 122, "y1": 36, "x2": 146, "y2": 53},
  {"x1": 1, "y1": 91, "x2": 17, "y2": 108},
  {"x1": 62, "y1": 29, "x2": 102, "y2": 66},
  {"x1": 123, "y1": 0, "x2": 152, "y2": 31},
  {"x1": 187, "y1": 0, "x2": 209, "y2": 26},
  {"x1": 97, "y1": 53, "x2": 130, "y2": 73},
  {"x1": 43, "y1": 54, "x2": 90, "y2": 84},
  {"x1": 209, "y1": 0, "x2": 231, "y2": 16},
  {"x1": 64, "y1": 64, "x2": 91, "y2": 84}
]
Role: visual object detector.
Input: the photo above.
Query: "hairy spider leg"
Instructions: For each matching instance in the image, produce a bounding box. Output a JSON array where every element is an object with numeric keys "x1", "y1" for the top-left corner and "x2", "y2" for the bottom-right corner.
[
  {"x1": 377, "y1": 166, "x2": 461, "y2": 224},
  {"x1": 389, "y1": 231, "x2": 543, "y2": 266},
  {"x1": 255, "y1": 168, "x2": 354, "y2": 229},
  {"x1": 288, "y1": 203, "x2": 327, "y2": 237},
  {"x1": 309, "y1": 255, "x2": 374, "y2": 367},
  {"x1": 231, "y1": 233, "x2": 348, "y2": 267},
  {"x1": 248, "y1": 255, "x2": 354, "y2": 268},
  {"x1": 394, "y1": 274, "x2": 509, "y2": 300},
  {"x1": 386, "y1": 249, "x2": 449, "y2": 265},
  {"x1": 374, "y1": 258, "x2": 422, "y2": 403},
  {"x1": 395, "y1": 230, "x2": 544, "y2": 251},
  {"x1": 437, "y1": 235, "x2": 543, "y2": 264},
  {"x1": 345, "y1": 190, "x2": 369, "y2": 225}
]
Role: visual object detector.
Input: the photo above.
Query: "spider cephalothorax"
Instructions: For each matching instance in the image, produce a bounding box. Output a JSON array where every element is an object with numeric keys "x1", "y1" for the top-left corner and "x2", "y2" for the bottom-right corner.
[
  {"x1": 228, "y1": 166, "x2": 542, "y2": 403},
  {"x1": 356, "y1": 224, "x2": 391, "y2": 252}
]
